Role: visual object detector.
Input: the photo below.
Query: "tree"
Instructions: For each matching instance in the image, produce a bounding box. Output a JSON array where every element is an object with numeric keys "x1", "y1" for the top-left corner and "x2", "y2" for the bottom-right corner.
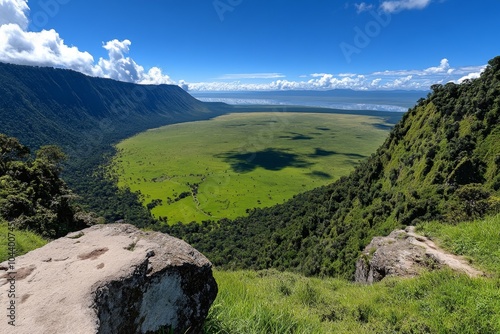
[
  {"x1": 0, "y1": 134, "x2": 93, "y2": 238},
  {"x1": 0, "y1": 134, "x2": 30, "y2": 173}
]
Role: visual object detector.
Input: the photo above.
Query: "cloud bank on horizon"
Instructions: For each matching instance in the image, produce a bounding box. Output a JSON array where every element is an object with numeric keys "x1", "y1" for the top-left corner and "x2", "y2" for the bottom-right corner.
[{"x1": 0, "y1": 0, "x2": 487, "y2": 91}]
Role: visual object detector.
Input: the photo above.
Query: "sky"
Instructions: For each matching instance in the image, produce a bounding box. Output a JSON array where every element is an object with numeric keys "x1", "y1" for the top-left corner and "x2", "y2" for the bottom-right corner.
[{"x1": 0, "y1": 0, "x2": 499, "y2": 91}]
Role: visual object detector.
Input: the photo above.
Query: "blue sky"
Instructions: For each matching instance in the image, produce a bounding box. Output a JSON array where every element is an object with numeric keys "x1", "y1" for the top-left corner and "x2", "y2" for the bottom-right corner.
[{"x1": 1, "y1": 0, "x2": 499, "y2": 90}]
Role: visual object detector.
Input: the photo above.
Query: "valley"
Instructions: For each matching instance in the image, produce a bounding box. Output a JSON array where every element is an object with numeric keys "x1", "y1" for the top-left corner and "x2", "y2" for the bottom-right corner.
[
  {"x1": 1, "y1": 58, "x2": 500, "y2": 333},
  {"x1": 110, "y1": 112, "x2": 392, "y2": 223}
]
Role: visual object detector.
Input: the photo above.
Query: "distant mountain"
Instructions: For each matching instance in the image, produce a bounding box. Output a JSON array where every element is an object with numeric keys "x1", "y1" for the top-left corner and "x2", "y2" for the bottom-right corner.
[{"x1": 166, "y1": 56, "x2": 500, "y2": 279}]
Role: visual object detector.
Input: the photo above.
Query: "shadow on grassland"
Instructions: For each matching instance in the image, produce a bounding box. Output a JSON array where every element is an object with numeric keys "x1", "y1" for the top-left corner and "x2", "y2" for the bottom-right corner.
[
  {"x1": 308, "y1": 148, "x2": 367, "y2": 159},
  {"x1": 217, "y1": 148, "x2": 313, "y2": 173},
  {"x1": 306, "y1": 171, "x2": 332, "y2": 179}
]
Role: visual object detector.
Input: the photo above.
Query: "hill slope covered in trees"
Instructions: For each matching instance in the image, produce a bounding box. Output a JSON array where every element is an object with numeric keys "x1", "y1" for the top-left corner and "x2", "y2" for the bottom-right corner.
[{"x1": 164, "y1": 56, "x2": 500, "y2": 278}]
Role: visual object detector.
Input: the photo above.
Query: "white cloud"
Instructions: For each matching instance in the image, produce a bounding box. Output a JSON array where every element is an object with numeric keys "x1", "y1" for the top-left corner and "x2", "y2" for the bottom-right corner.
[
  {"x1": 0, "y1": 0, "x2": 173, "y2": 85},
  {"x1": 310, "y1": 73, "x2": 329, "y2": 78},
  {"x1": 373, "y1": 58, "x2": 453, "y2": 77},
  {"x1": 354, "y1": 2, "x2": 374, "y2": 14},
  {"x1": 455, "y1": 67, "x2": 487, "y2": 84},
  {"x1": 96, "y1": 39, "x2": 173, "y2": 84},
  {"x1": 0, "y1": 24, "x2": 97, "y2": 72},
  {"x1": 380, "y1": 0, "x2": 432, "y2": 13},
  {"x1": 0, "y1": 0, "x2": 29, "y2": 29},
  {"x1": 185, "y1": 59, "x2": 487, "y2": 92},
  {"x1": 456, "y1": 73, "x2": 480, "y2": 83}
]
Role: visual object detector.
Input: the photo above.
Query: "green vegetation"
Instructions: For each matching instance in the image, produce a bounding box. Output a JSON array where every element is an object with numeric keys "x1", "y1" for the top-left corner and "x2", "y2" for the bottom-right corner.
[
  {"x1": 163, "y1": 56, "x2": 500, "y2": 279},
  {"x1": 0, "y1": 219, "x2": 48, "y2": 262},
  {"x1": 111, "y1": 112, "x2": 391, "y2": 223},
  {"x1": 0, "y1": 134, "x2": 92, "y2": 238},
  {"x1": 206, "y1": 269, "x2": 500, "y2": 334},
  {"x1": 418, "y1": 214, "x2": 500, "y2": 275},
  {"x1": 205, "y1": 213, "x2": 500, "y2": 333}
]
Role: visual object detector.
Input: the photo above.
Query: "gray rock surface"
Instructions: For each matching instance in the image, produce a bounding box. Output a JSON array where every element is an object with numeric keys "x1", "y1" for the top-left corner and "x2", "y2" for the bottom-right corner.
[
  {"x1": 0, "y1": 224, "x2": 217, "y2": 333},
  {"x1": 355, "y1": 226, "x2": 483, "y2": 284}
]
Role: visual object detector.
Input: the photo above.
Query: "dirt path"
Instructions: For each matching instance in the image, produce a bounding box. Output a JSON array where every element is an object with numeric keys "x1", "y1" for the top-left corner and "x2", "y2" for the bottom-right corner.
[{"x1": 406, "y1": 226, "x2": 484, "y2": 278}]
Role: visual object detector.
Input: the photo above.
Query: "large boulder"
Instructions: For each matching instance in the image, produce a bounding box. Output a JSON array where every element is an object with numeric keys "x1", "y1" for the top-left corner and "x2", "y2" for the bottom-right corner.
[
  {"x1": 0, "y1": 224, "x2": 217, "y2": 333},
  {"x1": 355, "y1": 226, "x2": 483, "y2": 284}
]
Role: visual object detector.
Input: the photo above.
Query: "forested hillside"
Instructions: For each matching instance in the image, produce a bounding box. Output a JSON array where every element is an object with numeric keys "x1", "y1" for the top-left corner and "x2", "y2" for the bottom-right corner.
[
  {"x1": 164, "y1": 56, "x2": 500, "y2": 278},
  {"x1": 0, "y1": 62, "x2": 227, "y2": 224}
]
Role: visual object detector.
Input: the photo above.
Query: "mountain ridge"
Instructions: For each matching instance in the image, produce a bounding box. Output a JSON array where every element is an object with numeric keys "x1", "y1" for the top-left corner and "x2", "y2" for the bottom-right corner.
[{"x1": 0, "y1": 62, "x2": 220, "y2": 151}]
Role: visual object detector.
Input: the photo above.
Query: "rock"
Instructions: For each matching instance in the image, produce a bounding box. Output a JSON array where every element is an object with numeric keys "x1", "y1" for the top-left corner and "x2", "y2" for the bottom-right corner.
[
  {"x1": 355, "y1": 226, "x2": 483, "y2": 284},
  {"x1": 0, "y1": 224, "x2": 217, "y2": 334}
]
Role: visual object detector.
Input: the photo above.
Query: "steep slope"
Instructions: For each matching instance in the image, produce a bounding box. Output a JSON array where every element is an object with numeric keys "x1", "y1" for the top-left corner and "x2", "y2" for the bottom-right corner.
[{"x1": 164, "y1": 56, "x2": 500, "y2": 278}]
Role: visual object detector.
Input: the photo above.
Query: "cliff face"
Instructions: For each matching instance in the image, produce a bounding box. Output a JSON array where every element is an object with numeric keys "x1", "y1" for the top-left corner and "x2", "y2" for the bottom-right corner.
[{"x1": 0, "y1": 224, "x2": 217, "y2": 334}]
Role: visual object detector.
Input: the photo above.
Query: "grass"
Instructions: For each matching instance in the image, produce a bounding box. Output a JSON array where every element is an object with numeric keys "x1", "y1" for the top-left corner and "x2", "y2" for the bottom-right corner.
[
  {"x1": 204, "y1": 213, "x2": 500, "y2": 333},
  {"x1": 0, "y1": 220, "x2": 48, "y2": 262},
  {"x1": 417, "y1": 214, "x2": 500, "y2": 276},
  {"x1": 206, "y1": 269, "x2": 500, "y2": 334},
  {"x1": 110, "y1": 112, "x2": 391, "y2": 224}
]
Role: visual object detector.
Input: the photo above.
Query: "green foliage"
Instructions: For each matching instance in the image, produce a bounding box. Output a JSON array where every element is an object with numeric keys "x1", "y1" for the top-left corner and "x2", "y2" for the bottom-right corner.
[
  {"x1": 0, "y1": 134, "x2": 90, "y2": 238},
  {"x1": 163, "y1": 56, "x2": 500, "y2": 279},
  {"x1": 417, "y1": 214, "x2": 500, "y2": 275},
  {"x1": 0, "y1": 219, "x2": 47, "y2": 262},
  {"x1": 206, "y1": 268, "x2": 500, "y2": 334}
]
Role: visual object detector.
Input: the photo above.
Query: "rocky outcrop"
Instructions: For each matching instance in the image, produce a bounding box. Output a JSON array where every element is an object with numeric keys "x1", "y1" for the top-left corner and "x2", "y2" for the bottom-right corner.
[
  {"x1": 0, "y1": 224, "x2": 217, "y2": 334},
  {"x1": 355, "y1": 226, "x2": 483, "y2": 284}
]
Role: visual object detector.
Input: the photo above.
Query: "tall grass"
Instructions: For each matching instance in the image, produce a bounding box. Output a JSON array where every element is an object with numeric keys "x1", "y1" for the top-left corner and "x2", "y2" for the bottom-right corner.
[
  {"x1": 417, "y1": 214, "x2": 500, "y2": 275},
  {"x1": 206, "y1": 270, "x2": 500, "y2": 333},
  {"x1": 0, "y1": 220, "x2": 48, "y2": 262},
  {"x1": 205, "y1": 214, "x2": 500, "y2": 333}
]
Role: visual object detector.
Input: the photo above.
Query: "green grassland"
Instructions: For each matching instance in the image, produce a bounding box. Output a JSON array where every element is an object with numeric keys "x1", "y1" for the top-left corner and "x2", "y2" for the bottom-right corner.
[
  {"x1": 205, "y1": 214, "x2": 500, "y2": 334},
  {"x1": 110, "y1": 112, "x2": 392, "y2": 224},
  {"x1": 0, "y1": 219, "x2": 48, "y2": 262}
]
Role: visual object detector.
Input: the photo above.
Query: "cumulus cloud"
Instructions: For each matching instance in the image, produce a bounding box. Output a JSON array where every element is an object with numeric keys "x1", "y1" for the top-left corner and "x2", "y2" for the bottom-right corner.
[
  {"x1": 380, "y1": 0, "x2": 432, "y2": 13},
  {"x1": 96, "y1": 39, "x2": 173, "y2": 84},
  {"x1": 0, "y1": 0, "x2": 173, "y2": 85},
  {"x1": 0, "y1": 0, "x2": 29, "y2": 29},
  {"x1": 0, "y1": 24, "x2": 97, "y2": 72}
]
